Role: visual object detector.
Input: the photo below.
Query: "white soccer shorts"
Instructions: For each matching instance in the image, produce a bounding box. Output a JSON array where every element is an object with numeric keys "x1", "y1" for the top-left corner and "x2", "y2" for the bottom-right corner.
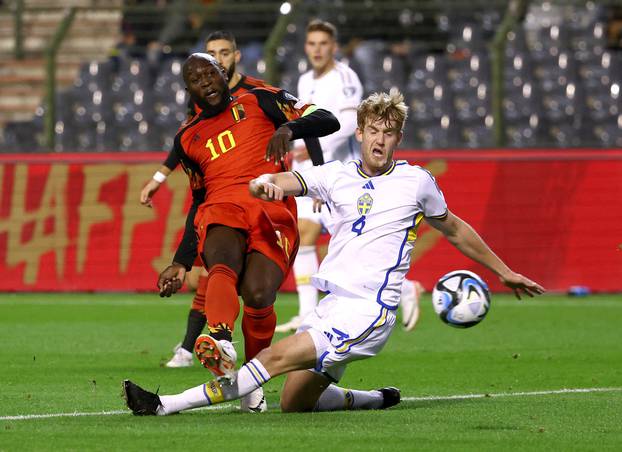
[{"x1": 296, "y1": 289, "x2": 397, "y2": 382}]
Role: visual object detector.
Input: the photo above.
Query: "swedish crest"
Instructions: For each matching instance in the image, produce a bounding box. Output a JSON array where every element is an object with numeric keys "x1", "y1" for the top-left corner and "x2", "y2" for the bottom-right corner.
[{"x1": 357, "y1": 193, "x2": 374, "y2": 215}]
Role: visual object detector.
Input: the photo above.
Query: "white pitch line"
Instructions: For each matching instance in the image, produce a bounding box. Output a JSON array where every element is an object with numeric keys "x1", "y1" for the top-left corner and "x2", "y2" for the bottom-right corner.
[
  {"x1": 402, "y1": 386, "x2": 622, "y2": 402},
  {"x1": 1, "y1": 387, "x2": 620, "y2": 421},
  {"x1": 0, "y1": 403, "x2": 233, "y2": 421},
  {"x1": 0, "y1": 410, "x2": 127, "y2": 421}
]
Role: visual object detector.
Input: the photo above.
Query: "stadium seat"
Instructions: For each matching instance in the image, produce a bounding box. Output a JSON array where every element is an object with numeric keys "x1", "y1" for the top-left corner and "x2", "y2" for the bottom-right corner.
[
  {"x1": 505, "y1": 26, "x2": 529, "y2": 55},
  {"x1": 546, "y1": 122, "x2": 583, "y2": 147},
  {"x1": 154, "y1": 59, "x2": 185, "y2": 100},
  {"x1": 459, "y1": 118, "x2": 494, "y2": 148},
  {"x1": 112, "y1": 58, "x2": 152, "y2": 96},
  {"x1": 571, "y1": 22, "x2": 606, "y2": 56},
  {"x1": 410, "y1": 116, "x2": 459, "y2": 149},
  {"x1": 116, "y1": 120, "x2": 154, "y2": 151},
  {"x1": 237, "y1": 41, "x2": 266, "y2": 80},
  {"x1": 477, "y1": 9, "x2": 502, "y2": 36},
  {"x1": 71, "y1": 121, "x2": 116, "y2": 152},
  {"x1": 148, "y1": 123, "x2": 177, "y2": 151},
  {"x1": 504, "y1": 85, "x2": 538, "y2": 122},
  {"x1": 406, "y1": 54, "x2": 449, "y2": 93},
  {"x1": 578, "y1": 51, "x2": 620, "y2": 92},
  {"x1": 592, "y1": 117, "x2": 622, "y2": 147},
  {"x1": 447, "y1": 52, "x2": 490, "y2": 94},
  {"x1": 407, "y1": 83, "x2": 452, "y2": 123},
  {"x1": 505, "y1": 51, "x2": 534, "y2": 81},
  {"x1": 112, "y1": 89, "x2": 153, "y2": 124},
  {"x1": 2, "y1": 120, "x2": 42, "y2": 152},
  {"x1": 506, "y1": 115, "x2": 543, "y2": 148},
  {"x1": 584, "y1": 90, "x2": 620, "y2": 122},
  {"x1": 5, "y1": 5, "x2": 622, "y2": 152},
  {"x1": 352, "y1": 40, "x2": 407, "y2": 94},
  {"x1": 448, "y1": 23, "x2": 487, "y2": 53},
  {"x1": 453, "y1": 84, "x2": 490, "y2": 122},
  {"x1": 152, "y1": 88, "x2": 187, "y2": 133},
  {"x1": 70, "y1": 87, "x2": 113, "y2": 127},
  {"x1": 74, "y1": 60, "x2": 114, "y2": 93}
]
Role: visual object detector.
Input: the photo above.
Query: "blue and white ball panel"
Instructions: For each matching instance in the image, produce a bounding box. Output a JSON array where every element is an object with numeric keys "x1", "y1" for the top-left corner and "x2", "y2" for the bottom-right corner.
[{"x1": 432, "y1": 270, "x2": 491, "y2": 328}]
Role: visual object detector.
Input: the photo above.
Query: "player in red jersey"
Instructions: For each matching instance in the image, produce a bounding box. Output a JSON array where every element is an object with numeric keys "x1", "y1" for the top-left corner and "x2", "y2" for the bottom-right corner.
[
  {"x1": 156, "y1": 53, "x2": 338, "y2": 411},
  {"x1": 141, "y1": 31, "x2": 270, "y2": 210},
  {"x1": 140, "y1": 31, "x2": 282, "y2": 371}
]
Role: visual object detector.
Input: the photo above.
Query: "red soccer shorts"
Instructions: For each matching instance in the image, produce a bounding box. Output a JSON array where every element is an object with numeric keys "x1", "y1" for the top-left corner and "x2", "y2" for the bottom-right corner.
[{"x1": 194, "y1": 197, "x2": 299, "y2": 275}]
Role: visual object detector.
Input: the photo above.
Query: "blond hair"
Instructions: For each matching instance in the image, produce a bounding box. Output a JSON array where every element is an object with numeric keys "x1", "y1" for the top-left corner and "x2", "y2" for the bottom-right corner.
[{"x1": 357, "y1": 88, "x2": 408, "y2": 131}]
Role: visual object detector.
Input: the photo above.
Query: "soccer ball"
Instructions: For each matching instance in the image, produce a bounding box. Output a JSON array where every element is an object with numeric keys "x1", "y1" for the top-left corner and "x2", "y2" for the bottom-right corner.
[{"x1": 432, "y1": 270, "x2": 491, "y2": 328}]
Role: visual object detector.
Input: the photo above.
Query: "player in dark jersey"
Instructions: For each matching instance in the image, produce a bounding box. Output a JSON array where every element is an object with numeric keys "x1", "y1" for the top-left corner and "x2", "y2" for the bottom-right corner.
[
  {"x1": 156, "y1": 53, "x2": 338, "y2": 411},
  {"x1": 140, "y1": 31, "x2": 291, "y2": 372}
]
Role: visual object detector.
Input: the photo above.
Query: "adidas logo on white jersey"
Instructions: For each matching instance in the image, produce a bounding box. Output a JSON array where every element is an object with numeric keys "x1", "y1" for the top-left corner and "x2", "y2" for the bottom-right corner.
[{"x1": 362, "y1": 181, "x2": 375, "y2": 190}]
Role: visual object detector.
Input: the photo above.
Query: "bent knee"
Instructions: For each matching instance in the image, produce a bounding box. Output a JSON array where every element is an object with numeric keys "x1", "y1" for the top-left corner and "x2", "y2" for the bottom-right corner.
[{"x1": 241, "y1": 286, "x2": 276, "y2": 309}]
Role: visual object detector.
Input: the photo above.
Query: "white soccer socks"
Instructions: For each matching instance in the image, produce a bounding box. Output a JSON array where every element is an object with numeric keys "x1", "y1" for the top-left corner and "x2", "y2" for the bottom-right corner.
[
  {"x1": 157, "y1": 358, "x2": 271, "y2": 415},
  {"x1": 294, "y1": 245, "x2": 319, "y2": 318}
]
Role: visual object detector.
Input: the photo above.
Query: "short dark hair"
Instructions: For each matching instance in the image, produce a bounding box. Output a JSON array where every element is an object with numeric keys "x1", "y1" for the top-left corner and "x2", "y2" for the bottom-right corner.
[
  {"x1": 306, "y1": 19, "x2": 337, "y2": 41},
  {"x1": 206, "y1": 30, "x2": 237, "y2": 49}
]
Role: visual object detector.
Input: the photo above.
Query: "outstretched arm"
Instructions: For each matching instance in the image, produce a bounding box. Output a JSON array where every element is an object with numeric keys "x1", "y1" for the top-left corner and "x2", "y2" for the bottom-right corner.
[
  {"x1": 265, "y1": 108, "x2": 339, "y2": 163},
  {"x1": 249, "y1": 172, "x2": 304, "y2": 201},
  {"x1": 139, "y1": 149, "x2": 181, "y2": 207},
  {"x1": 426, "y1": 210, "x2": 545, "y2": 299},
  {"x1": 140, "y1": 165, "x2": 172, "y2": 207}
]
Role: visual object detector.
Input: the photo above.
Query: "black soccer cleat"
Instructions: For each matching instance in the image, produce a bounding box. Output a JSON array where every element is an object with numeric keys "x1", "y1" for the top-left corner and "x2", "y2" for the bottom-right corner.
[
  {"x1": 122, "y1": 380, "x2": 162, "y2": 416},
  {"x1": 378, "y1": 387, "x2": 401, "y2": 409}
]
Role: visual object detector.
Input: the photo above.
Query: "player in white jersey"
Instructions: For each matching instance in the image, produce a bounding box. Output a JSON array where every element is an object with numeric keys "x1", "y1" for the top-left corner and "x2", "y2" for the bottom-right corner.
[
  {"x1": 278, "y1": 19, "x2": 424, "y2": 334},
  {"x1": 123, "y1": 89, "x2": 544, "y2": 416}
]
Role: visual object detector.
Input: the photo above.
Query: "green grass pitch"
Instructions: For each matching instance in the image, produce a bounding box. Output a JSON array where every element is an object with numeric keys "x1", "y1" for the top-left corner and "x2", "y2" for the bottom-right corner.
[{"x1": 1, "y1": 292, "x2": 621, "y2": 451}]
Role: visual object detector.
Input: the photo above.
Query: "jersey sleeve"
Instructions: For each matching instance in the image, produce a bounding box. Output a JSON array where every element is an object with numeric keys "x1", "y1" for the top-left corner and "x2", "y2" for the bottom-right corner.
[
  {"x1": 253, "y1": 88, "x2": 315, "y2": 126},
  {"x1": 336, "y1": 68, "x2": 363, "y2": 111},
  {"x1": 253, "y1": 88, "x2": 340, "y2": 142},
  {"x1": 172, "y1": 196, "x2": 200, "y2": 270},
  {"x1": 163, "y1": 147, "x2": 181, "y2": 171},
  {"x1": 170, "y1": 130, "x2": 206, "y2": 270},
  {"x1": 417, "y1": 168, "x2": 448, "y2": 219},
  {"x1": 292, "y1": 160, "x2": 343, "y2": 201}
]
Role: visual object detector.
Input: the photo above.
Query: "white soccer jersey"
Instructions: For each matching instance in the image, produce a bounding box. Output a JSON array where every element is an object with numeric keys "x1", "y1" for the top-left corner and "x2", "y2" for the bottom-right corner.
[
  {"x1": 293, "y1": 160, "x2": 448, "y2": 310},
  {"x1": 297, "y1": 62, "x2": 363, "y2": 161}
]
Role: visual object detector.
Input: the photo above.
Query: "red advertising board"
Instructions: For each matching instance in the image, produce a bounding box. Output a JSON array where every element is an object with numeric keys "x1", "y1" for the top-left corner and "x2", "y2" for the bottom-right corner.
[{"x1": 0, "y1": 150, "x2": 620, "y2": 293}]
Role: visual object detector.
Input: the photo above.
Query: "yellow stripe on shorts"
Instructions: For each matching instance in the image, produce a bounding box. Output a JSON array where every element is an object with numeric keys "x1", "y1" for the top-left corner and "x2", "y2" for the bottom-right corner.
[{"x1": 334, "y1": 307, "x2": 388, "y2": 354}]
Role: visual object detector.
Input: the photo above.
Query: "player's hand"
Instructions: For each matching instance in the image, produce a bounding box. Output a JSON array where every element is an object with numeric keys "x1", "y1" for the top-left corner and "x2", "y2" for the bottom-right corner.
[
  {"x1": 157, "y1": 263, "x2": 186, "y2": 297},
  {"x1": 499, "y1": 272, "x2": 545, "y2": 300},
  {"x1": 312, "y1": 198, "x2": 324, "y2": 213},
  {"x1": 140, "y1": 179, "x2": 161, "y2": 208},
  {"x1": 291, "y1": 145, "x2": 310, "y2": 163},
  {"x1": 249, "y1": 176, "x2": 284, "y2": 201},
  {"x1": 265, "y1": 125, "x2": 293, "y2": 164}
]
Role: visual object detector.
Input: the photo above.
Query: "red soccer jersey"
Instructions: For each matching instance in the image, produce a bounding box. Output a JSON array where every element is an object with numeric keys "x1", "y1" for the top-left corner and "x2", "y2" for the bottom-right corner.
[
  {"x1": 173, "y1": 87, "x2": 314, "y2": 202},
  {"x1": 231, "y1": 74, "x2": 270, "y2": 95}
]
